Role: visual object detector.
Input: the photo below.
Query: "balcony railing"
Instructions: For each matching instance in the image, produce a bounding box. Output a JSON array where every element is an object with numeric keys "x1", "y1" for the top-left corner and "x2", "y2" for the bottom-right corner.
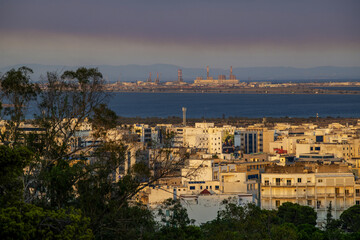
[{"x1": 262, "y1": 182, "x2": 315, "y2": 187}]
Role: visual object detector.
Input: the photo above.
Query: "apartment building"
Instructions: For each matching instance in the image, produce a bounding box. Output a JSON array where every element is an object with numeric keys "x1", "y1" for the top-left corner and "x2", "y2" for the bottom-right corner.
[
  {"x1": 261, "y1": 164, "x2": 357, "y2": 224},
  {"x1": 296, "y1": 139, "x2": 360, "y2": 162}
]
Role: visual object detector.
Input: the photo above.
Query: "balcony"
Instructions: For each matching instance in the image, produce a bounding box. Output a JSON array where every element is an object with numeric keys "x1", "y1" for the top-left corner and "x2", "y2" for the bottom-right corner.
[
  {"x1": 261, "y1": 182, "x2": 315, "y2": 187},
  {"x1": 316, "y1": 193, "x2": 336, "y2": 198},
  {"x1": 261, "y1": 194, "x2": 300, "y2": 199}
]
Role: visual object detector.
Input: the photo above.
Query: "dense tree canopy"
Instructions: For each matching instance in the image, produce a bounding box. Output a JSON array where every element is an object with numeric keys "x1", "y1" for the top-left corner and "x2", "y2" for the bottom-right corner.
[{"x1": 277, "y1": 202, "x2": 317, "y2": 227}]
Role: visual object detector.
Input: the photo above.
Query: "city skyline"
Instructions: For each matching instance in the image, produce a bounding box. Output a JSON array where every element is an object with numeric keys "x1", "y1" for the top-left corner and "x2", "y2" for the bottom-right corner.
[{"x1": 0, "y1": 0, "x2": 359, "y2": 68}]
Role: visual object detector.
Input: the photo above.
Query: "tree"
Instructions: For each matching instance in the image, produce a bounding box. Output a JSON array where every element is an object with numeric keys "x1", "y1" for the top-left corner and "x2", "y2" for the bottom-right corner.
[
  {"x1": 155, "y1": 199, "x2": 201, "y2": 240},
  {"x1": 0, "y1": 203, "x2": 92, "y2": 240},
  {"x1": 201, "y1": 202, "x2": 280, "y2": 240},
  {"x1": 25, "y1": 68, "x2": 109, "y2": 206},
  {"x1": 277, "y1": 202, "x2": 317, "y2": 226},
  {"x1": 0, "y1": 145, "x2": 33, "y2": 206},
  {"x1": 270, "y1": 223, "x2": 298, "y2": 240},
  {"x1": 0, "y1": 66, "x2": 40, "y2": 145},
  {"x1": 0, "y1": 66, "x2": 192, "y2": 239},
  {"x1": 297, "y1": 224, "x2": 324, "y2": 240},
  {"x1": 325, "y1": 201, "x2": 341, "y2": 232},
  {"x1": 340, "y1": 205, "x2": 360, "y2": 232},
  {"x1": 158, "y1": 198, "x2": 194, "y2": 228}
]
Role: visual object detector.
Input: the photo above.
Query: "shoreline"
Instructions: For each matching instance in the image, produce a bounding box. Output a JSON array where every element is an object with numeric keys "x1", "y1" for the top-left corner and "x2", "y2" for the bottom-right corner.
[{"x1": 106, "y1": 89, "x2": 360, "y2": 95}]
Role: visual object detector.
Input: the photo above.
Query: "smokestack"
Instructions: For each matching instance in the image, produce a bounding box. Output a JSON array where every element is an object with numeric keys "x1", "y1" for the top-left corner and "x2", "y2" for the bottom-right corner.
[
  {"x1": 178, "y1": 69, "x2": 183, "y2": 82},
  {"x1": 207, "y1": 66, "x2": 209, "y2": 79},
  {"x1": 155, "y1": 72, "x2": 160, "y2": 84},
  {"x1": 182, "y1": 107, "x2": 187, "y2": 126}
]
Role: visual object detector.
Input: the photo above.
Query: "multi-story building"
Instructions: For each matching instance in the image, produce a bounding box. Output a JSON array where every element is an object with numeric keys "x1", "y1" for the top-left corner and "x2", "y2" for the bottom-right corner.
[
  {"x1": 296, "y1": 139, "x2": 360, "y2": 162},
  {"x1": 235, "y1": 129, "x2": 274, "y2": 154},
  {"x1": 133, "y1": 124, "x2": 153, "y2": 143},
  {"x1": 261, "y1": 163, "x2": 357, "y2": 224}
]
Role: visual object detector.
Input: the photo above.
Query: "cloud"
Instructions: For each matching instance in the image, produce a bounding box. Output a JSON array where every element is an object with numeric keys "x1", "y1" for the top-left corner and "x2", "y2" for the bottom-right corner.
[
  {"x1": 0, "y1": 0, "x2": 359, "y2": 67},
  {"x1": 1, "y1": 0, "x2": 359, "y2": 46}
]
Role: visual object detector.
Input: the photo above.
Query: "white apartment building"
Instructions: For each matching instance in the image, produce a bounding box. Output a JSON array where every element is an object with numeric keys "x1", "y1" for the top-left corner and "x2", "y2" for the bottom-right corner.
[
  {"x1": 180, "y1": 193, "x2": 254, "y2": 225},
  {"x1": 180, "y1": 158, "x2": 214, "y2": 185}
]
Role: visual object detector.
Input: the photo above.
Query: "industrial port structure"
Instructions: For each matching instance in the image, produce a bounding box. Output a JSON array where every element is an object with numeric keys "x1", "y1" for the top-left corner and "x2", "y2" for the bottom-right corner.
[{"x1": 194, "y1": 66, "x2": 239, "y2": 85}]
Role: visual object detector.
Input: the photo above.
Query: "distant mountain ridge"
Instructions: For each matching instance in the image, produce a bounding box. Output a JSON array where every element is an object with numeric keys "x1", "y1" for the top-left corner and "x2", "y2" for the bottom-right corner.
[{"x1": 1, "y1": 64, "x2": 360, "y2": 82}]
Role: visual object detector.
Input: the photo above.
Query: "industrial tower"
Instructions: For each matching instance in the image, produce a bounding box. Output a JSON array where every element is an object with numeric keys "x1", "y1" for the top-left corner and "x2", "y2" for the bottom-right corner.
[
  {"x1": 155, "y1": 72, "x2": 160, "y2": 84},
  {"x1": 178, "y1": 69, "x2": 183, "y2": 83}
]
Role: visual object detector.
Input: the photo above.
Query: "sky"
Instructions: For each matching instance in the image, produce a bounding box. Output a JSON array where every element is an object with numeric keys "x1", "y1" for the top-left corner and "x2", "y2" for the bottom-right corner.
[{"x1": 0, "y1": 0, "x2": 359, "y2": 68}]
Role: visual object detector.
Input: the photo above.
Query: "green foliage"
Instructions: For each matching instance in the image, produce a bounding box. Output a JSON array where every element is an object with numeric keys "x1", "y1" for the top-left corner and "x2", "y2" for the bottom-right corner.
[
  {"x1": 90, "y1": 103, "x2": 118, "y2": 137},
  {"x1": 151, "y1": 225, "x2": 203, "y2": 240},
  {"x1": 41, "y1": 159, "x2": 86, "y2": 209},
  {"x1": 277, "y1": 202, "x2": 317, "y2": 226},
  {"x1": 0, "y1": 66, "x2": 40, "y2": 145},
  {"x1": 296, "y1": 224, "x2": 324, "y2": 240},
  {"x1": 201, "y1": 203, "x2": 280, "y2": 240},
  {"x1": 94, "y1": 204, "x2": 156, "y2": 240},
  {"x1": 270, "y1": 223, "x2": 298, "y2": 240},
  {"x1": 0, "y1": 203, "x2": 92, "y2": 240},
  {"x1": 340, "y1": 205, "x2": 360, "y2": 232},
  {"x1": 0, "y1": 145, "x2": 33, "y2": 206}
]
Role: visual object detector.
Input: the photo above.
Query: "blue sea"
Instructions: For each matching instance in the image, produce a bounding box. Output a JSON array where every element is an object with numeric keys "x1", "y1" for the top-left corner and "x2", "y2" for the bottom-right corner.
[{"x1": 107, "y1": 93, "x2": 360, "y2": 118}]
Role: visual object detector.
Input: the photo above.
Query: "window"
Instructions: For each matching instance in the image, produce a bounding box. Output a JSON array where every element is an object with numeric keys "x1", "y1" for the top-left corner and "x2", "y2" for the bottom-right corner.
[
  {"x1": 276, "y1": 178, "x2": 281, "y2": 186},
  {"x1": 189, "y1": 186, "x2": 195, "y2": 190},
  {"x1": 215, "y1": 186, "x2": 219, "y2": 190},
  {"x1": 200, "y1": 186, "x2": 202, "y2": 190},
  {"x1": 356, "y1": 189, "x2": 360, "y2": 197},
  {"x1": 307, "y1": 200, "x2": 312, "y2": 206},
  {"x1": 310, "y1": 147, "x2": 313, "y2": 151},
  {"x1": 265, "y1": 180, "x2": 270, "y2": 186},
  {"x1": 345, "y1": 189, "x2": 349, "y2": 195},
  {"x1": 276, "y1": 200, "x2": 280, "y2": 207},
  {"x1": 335, "y1": 188, "x2": 340, "y2": 195},
  {"x1": 356, "y1": 201, "x2": 360, "y2": 205},
  {"x1": 317, "y1": 201, "x2": 321, "y2": 208},
  {"x1": 318, "y1": 179, "x2": 323, "y2": 183},
  {"x1": 297, "y1": 178, "x2": 302, "y2": 183},
  {"x1": 210, "y1": 186, "x2": 212, "y2": 189},
  {"x1": 315, "y1": 147, "x2": 320, "y2": 151},
  {"x1": 287, "y1": 180, "x2": 292, "y2": 186}
]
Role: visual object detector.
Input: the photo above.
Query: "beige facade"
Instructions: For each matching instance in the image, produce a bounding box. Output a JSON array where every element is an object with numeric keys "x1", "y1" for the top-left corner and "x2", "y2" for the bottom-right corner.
[
  {"x1": 261, "y1": 164, "x2": 357, "y2": 224},
  {"x1": 296, "y1": 141, "x2": 360, "y2": 162}
]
